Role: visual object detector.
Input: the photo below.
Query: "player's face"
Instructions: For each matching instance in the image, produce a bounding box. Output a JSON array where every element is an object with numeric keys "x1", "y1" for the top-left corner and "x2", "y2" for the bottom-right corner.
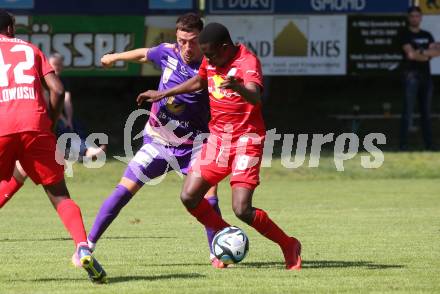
[
  {"x1": 176, "y1": 29, "x2": 202, "y2": 64},
  {"x1": 200, "y1": 43, "x2": 228, "y2": 67},
  {"x1": 408, "y1": 11, "x2": 422, "y2": 28},
  {"x1": 49, "y1": 57, "x2": 64, "y2": 75}
]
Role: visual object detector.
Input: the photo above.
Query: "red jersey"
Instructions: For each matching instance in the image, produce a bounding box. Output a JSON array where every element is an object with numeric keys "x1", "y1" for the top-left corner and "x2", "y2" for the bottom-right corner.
[
  {"x1": 198, "y1": 44, "x2": 265, "y2": 142},
  {"x1": 0, "y1": 34, "x2": 54, "y2": 136}
]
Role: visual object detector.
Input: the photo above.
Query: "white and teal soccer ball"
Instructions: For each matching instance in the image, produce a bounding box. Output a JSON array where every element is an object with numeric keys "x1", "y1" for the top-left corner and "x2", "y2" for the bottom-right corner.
[{"x1": 212, "y1": 226, "x2": 249, "y2": 265}]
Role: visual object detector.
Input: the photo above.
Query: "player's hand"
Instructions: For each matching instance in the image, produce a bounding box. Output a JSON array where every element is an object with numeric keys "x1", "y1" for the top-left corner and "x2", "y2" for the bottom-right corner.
[
  {"x1": 101, "y1": 54, "x2": 116, "y2": 68},
  {"x1": 136, "y1": 90, "x2": 165, "y2": 105},
  {"x1": 219, "y1": 76, "x2": 242, "y2": 91}
]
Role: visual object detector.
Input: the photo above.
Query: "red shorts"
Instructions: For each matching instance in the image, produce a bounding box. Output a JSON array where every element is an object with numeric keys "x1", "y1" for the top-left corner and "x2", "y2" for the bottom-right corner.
[
  {"x1": 190, "y1": 135, "x2": 264, "y2": 190},
  {"x1": 0, "y1": 132, "x2": 64, "y2": 185}
]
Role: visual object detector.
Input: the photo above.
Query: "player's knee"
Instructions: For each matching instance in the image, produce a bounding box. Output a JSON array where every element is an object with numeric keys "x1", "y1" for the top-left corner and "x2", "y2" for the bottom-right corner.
[
  {"x1": 180, "y1": 189, "x2": 198, "y2": 209},
  {"x1": 232, "y1": 203, "x2": 253, "y2": 223}
]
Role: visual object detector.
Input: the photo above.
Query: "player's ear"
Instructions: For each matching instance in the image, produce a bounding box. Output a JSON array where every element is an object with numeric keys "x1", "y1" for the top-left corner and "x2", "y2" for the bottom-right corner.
[{"x1": 7, "y1": 24, "x2": 15, "y2": 37}]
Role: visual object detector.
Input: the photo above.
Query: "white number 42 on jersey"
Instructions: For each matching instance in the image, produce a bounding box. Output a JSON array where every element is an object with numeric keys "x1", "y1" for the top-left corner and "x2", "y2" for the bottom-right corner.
[{"x1": 0, "y1": 44, "x2": 35, "y2": 87}]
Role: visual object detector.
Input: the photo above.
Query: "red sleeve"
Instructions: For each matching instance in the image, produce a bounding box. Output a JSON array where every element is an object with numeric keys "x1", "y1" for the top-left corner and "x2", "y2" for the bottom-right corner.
[
  {"x1": 198, "y1": 57, "x2": 208, "y2": 80},
  {"x1": 242, "y1": 55, "x2": 263, "y2": 91},
  {"x1": 34, "y1": 47, "x2": 54, "y2": 77}
]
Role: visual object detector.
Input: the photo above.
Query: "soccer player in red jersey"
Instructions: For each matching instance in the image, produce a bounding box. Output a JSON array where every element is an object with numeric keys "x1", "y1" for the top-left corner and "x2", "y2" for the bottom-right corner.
[
  {"x1": 0, "y1": 10, "x2": 107, "y2": 282},
  {"x1": 137, "y1": 22, "x2": 302, "y2": 270}
]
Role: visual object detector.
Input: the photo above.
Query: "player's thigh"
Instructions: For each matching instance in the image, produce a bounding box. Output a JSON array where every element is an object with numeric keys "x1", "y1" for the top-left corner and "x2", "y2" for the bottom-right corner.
[
  {"x1": 13, "y1": 161, "x2": 28, "y2": 183},
  {"x1": 122, "y1": 143, "x2": 169, "y2": 191},
  {"x1": 190, "y1": 141, "x2": 230, "y2": 188},
  {"x1": 170, "y1": 143, "x2": 218, "y2": 199},
  {"x1": 181, "y1": 171, "x2": 214, "y2": 208},
  {"x1": 18, "y1": 132, "x2": 64, "y2": 186},
  {"x1": 0, "y1": 135, "x2": 19, "y2": 181},
  {"x1": 230, "y1": 145, "x2": 263, "y2": 190}
]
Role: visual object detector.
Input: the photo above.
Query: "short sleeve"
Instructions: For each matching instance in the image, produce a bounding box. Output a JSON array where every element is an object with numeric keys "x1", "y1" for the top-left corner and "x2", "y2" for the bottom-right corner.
[
  {"x1": 35, "y1": 48, "x2": 54, "y2": 77},
  {"x1": 147, "y1": 43, "x2": 165, "y2": 67},
  {"x1": 198, "y1": 57, "x2": 208, "y2": 80},
  {"x1": 242, "y1": 56, "x2": 264, "y2": 91}
]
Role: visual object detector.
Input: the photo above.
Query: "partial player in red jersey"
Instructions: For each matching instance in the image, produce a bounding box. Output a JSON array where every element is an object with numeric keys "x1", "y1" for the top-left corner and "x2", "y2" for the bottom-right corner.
[
  {"x1": 137, "y1": 22, "x2": 301, "y2": 270},
  {"x1": 0, "y1": 10, "x2": 107, "y2": 282},
  {"x1": 0, "y1": 53, "x2": 107, "y2": 209}
]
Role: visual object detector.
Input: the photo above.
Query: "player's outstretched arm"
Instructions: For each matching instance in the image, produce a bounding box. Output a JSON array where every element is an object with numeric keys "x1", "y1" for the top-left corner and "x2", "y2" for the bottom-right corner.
[
  {"x1": 101, "y1": 48, "x2": 149, "y2": 68},
  {"x1": 136, "y1": 75, "x2": 206, "y2": 105},
  {"x1": 44, "y1": 72, "x2": 65, "y2": 123}
]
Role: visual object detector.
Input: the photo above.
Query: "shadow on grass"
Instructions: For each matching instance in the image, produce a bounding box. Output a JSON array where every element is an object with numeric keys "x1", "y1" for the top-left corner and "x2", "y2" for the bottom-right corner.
[
  {"x1": 241, "y1": 260, "x2": 404, "y2": 270},
  {"x1": 141, "y1": 260, "x2": 403, "y2": 270},
  {"x1": 0, "y1": 235, "x2": 175, "y2": 243},
  {"x1": 108, "y1": 273, "x2": 205, "y2": 284},
  {"x1": 9, "y1": 273, "x2": 205, "y2": 283},
  {"x1": 10, "y1": 278, "x2": 84, "y2": 282}
]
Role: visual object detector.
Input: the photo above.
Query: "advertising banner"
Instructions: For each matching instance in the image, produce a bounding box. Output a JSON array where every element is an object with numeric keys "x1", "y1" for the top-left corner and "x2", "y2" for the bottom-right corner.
[
  {"x1": 142, "y1": 16, "x2": 179, "y2": 76},
  {"x1": 206, "y1": 15, "x2": 347, "y2": 75},
  {"x1": 14, "y1": 15, "x2": 145, "y2": 76},
  {"x1": 207, "y1": 0, "x2": 274, "y2": 14},
  {"x1": 419, "y1": 0, "x2": 440, "y2": 14},
  {"x1": 348, "y1": 15, "x2": 407, "y2": 75},
  {"x1": 148, "y1": 0, "x2": 195, "y2": 10},
  {"x1": 207, "y1": 0, "x2": 410, "y2": 14},
  {"x1": 6, "y1": 0, "x2": 196, "y2": 15},
  {"x1": 0, "y1": 0, "x2": 33, "y2": 9}
]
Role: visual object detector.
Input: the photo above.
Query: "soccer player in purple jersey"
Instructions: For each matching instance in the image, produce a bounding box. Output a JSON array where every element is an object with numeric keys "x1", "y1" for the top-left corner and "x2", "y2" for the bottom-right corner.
[{"x1": 83, "y1": 13, "x2": 227, "y2": 268}]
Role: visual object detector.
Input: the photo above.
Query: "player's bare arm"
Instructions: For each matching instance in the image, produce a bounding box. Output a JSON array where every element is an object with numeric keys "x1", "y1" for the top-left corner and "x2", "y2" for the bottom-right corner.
[
  {"x1": 136, "y1": 75, "x2": 207, "y2": 105},
  {"x1": 44, "y1": 72, "x2": 65, "y2": 123},
  {"x1": 220, "y1": 77, "x2": 261, "y2": 105},
  {"x1": 422, "y1": 43, "x2": 440, "y2": 58},
  {"x1": 403, "y1": 44, "x2": 430, "y2": 62},
  {"x1": 101, "y1": 48, "x2": 149, "y2": 68},
  {"x1": 63, "y1": 91, "x2": 74, "y2": 129}
]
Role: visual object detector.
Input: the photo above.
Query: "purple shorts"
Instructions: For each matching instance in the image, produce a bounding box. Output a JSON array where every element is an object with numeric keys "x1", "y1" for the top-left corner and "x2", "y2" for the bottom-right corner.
[{"x1": 123, "y1": 136, "x2": 201, "y2": 186}]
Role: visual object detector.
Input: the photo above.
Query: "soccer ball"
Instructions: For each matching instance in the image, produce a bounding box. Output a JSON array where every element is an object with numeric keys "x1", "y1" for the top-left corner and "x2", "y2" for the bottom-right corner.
[{"x1": 212, "y1": 226, "x2": 249, "y2": 265}]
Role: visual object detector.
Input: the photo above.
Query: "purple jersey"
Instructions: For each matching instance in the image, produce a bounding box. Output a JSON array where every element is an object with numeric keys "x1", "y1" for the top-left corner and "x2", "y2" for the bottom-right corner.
[{"x1": 145, "y1": 43, "x2": 209, "y2": 145}]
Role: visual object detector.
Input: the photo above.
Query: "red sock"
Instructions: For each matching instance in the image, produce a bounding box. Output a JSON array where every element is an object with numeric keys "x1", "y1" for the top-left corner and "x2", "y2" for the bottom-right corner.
[
  {"x1": 56, "y1": 199, "x2": 87, "y2": 246},
  {"x1": 252, "y1": 208, "x2": 291, "y2": 249},
  {"x1": 0, "y1": 177, "x2": 23, "y2": 208},
  {"x1": 188, "y1": 198, "x2": 230, "y2": 232}
]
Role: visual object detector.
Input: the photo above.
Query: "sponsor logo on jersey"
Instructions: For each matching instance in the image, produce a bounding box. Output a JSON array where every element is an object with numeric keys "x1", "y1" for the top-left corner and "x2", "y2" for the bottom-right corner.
[
  {"x1": 166, "y1": 56, "x2": 178, "y2": 70},
  {"x1": 162, "y1": 67, "x2": 173, "y2": 83},
  {"x1": 165, "y1": 96, "x2": 186, "y2": 115},
  {"x1": 211, "y1": 75, "x2": 225, "y2": 99}
]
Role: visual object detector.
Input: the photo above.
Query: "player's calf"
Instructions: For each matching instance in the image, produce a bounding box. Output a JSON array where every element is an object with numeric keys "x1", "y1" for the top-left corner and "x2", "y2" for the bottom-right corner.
[{"x1": 0, "y1": 176, "x2": 23, "y2": 208}]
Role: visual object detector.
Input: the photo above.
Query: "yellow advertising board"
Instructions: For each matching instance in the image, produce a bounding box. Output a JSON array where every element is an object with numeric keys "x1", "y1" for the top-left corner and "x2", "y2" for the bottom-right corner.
[{"x1": 419, "y1": 0, "x2": 440, "y2": 14}]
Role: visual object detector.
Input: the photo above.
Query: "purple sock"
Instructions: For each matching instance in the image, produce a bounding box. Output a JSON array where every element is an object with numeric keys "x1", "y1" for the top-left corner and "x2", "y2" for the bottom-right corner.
[
  {"x1": 88, "y1": 185, "x2": 133, "y2": 243},
  {"x1": 205, "y1": 196, "x2": 222, "y2": 255}
]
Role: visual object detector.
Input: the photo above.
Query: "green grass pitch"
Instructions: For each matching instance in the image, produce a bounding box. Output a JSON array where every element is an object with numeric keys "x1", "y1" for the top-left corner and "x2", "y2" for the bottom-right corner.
[{"x1": 1, "y1": 153, "x2": 439, "y2": 293}]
